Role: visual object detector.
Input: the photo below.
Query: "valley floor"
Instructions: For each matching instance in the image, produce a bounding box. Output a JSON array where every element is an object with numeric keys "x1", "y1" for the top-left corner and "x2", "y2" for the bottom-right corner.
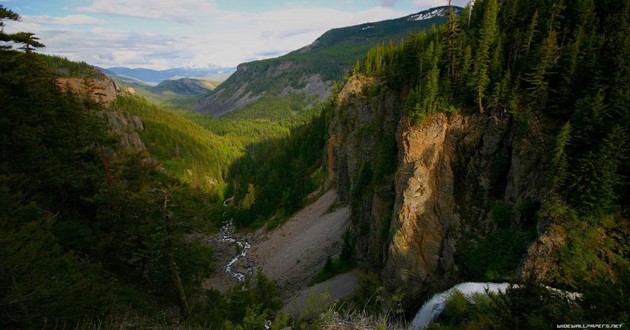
[{"x1": 205, "y1": 190, "x2": 356, "y2": 309}]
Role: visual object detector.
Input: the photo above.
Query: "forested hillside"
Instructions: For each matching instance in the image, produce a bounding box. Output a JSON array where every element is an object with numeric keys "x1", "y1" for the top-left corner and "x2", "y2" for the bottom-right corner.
[
  {"x1": 351, "y1": 0, "x2": 629, "y2": 219},
  {"x1": 2, "y1": 0, "x2": 629, "y2": 328},
  {"x1": 150, "y1": 78, "x2": 217, "y2": 95},
  {"x1": 111, "y1": 95, "x2": 239, "y2": 195},
  {"x1": 326, "y1": 0, "x2": 629, "y2": 326},
  {"x1": 195, "y1": 6, "x2": 459, "y2": 117},
  {"x1": 0, "y1": 46, "x2": 218, "y2": 328},
  {"x1": 0, "y1": 7, "x2": 288, "y2": 328}
]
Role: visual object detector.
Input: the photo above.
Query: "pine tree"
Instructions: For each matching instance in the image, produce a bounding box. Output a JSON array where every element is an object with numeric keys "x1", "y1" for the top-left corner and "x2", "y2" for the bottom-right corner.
[
  {"x1": 550, "y1": 122, "x2": 571, "y2": 190},
  {"x1": 241, "y1": 183, "x2": 256, "y2": 209},
  {"x1": 0, "y1": 5, "x2": 19, "y2": 46},
  {"x1": 11, "y1": 32, "x2": 45, "y2": 53},
  {"x1": 522, "y1": 10, "x2": 539, "y2": 57},
  {"x1": 423, "y1": 40, "x2": 441, "y2": 113},
  {"x1": 472, "y1": 0, "x2": 499, "y2": 113},
  {"x1": 446, "y1": 0, "x2": 460, "y2": 84}
]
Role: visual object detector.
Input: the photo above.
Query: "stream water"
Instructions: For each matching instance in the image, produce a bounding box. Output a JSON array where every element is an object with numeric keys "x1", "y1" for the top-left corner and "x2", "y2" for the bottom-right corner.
[
  {"x1": 408, "y1": 282, "x2": 512, "y2": 330},
  {"x1": 408, "y1": 282, "x2": 582, "y2": 329},
  {"x1": 218, "y1": 197, "x2": 255, "y2": 282}
]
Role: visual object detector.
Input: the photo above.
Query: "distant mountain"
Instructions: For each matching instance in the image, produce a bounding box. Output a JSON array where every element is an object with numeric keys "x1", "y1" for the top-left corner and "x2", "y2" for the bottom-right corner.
[
  {"x1": 99, "y1": 66, "x2": 235, "y2": 85},
  {"x1": 107, "y1": 76, "x2": 218, "y2": 111},
  {"x1": 195, "y1": 6, "x2": 461, "y2": 116},
  {"x1": 150, "y1": 78, "x2": 217, "y2": 95}
]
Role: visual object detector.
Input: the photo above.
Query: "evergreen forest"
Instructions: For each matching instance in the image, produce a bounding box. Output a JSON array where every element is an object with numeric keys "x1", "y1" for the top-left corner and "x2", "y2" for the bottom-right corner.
[{"x1": 1, "y1": 1, "x2": 629, "y2": 328}]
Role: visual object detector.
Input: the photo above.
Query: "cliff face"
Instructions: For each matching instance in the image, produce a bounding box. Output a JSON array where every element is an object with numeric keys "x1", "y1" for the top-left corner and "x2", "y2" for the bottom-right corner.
[
  {"x1": 57, "y1": 76, "x2": 148, "y2": 154},
  {"x1": 96, "y1": 110, "x2": 147, "y2": 152},
  {"x1": 328, "y1": 77, "x2": 549, "y2": 306},
  {"x1": 328, "y1": 76, "x2": 400, "y2": 266},
  {"x1": 384, "y1": 113, "x2": 545, "y2": 303},
  {"x1": 56, "y1": 77, "x2": 118, "y2": 105}
]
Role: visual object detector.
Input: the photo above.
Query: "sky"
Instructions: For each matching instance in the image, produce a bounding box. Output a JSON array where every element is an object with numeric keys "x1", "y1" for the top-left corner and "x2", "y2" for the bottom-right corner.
[{"x1": 0, "y1": 0, "x2": 469, "y2": 70}]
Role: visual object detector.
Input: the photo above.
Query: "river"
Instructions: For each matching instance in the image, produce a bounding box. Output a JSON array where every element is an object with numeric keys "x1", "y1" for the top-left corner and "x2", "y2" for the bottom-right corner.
[{"x1": 218, "y1": 197, "x2": 255, "y2": 282}]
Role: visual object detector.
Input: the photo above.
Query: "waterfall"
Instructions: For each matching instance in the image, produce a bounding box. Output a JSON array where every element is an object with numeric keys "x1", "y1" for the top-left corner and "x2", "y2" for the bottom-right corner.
[
  {"x1": 408, "y1": 282, "x2": 512, "y2": 330},
  {"x1": 408, "y1": 282, "x2": 582, "y2": 329}
]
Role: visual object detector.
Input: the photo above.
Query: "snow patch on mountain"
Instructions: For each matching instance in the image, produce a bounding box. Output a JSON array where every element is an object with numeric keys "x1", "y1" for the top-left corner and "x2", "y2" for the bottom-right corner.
[
  {"x1": 408, "y1": 6, "x2": 461, "y2": 22},
  {"x1": 409, "y1": 8, "x2": 447, "y2": 21}
]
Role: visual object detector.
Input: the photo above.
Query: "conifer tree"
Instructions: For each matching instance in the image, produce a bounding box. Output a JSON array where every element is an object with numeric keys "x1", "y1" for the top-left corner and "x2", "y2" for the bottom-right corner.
[
  {"x1": 446, "y1": 0, "x2": 459, "y2": 84},
  {"x1": 0, "y1": 5, "x2": 19, "y2": 45},
  {"x1": 11, "y1": 32, "x2": 45, "y2": 53},
  {"x1": 472, "y1": 0, "x2": 498, "y2": 113}
]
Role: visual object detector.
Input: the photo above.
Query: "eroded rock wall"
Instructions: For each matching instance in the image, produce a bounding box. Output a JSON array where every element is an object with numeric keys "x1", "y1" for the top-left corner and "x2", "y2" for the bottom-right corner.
[
  {"x1": 328, "y1": 75, "x2": 400, "y2": 267},
  {"x1": 57, "y1": 76, "x2": 149, "y2": 155},
  {"x1": 96, "y1": 110, "x2": 147, "y2": 152},
  {"x1": 56, "y1": 77, "x2": 118, "y2": 105},
  {"x1": 328, "y1": 77, "x2": 550, "y2": 308}
]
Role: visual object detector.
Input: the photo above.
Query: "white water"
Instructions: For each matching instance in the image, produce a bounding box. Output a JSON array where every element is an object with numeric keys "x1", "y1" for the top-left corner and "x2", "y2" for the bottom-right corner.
[
  {"x1": 408, "y1": 282, "x2": 583, "y2": 329},
  {"x1": 222, "y1": 196, "x2": 234, "y2": 208},
  {"x1": 218, "y1": 197, "x2": 254, "y2": 282},
  {"x1": 409, "y1": 282, "x2": 512, "y2": 330}
]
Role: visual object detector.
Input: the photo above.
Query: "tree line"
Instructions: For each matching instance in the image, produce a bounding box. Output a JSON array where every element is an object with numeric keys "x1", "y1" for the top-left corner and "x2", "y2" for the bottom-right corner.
[{"x1": 350, "y1": 0, "x2": 628, "y2": 323}]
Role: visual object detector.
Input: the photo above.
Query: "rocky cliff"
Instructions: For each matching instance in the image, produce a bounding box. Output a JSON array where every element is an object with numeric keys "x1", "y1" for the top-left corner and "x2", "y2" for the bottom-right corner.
[
  {"x1": 56, "y1": 77, "x2": 118, "y2": 104},
  {"x1": 96, "y1": 110, "x2": 147, "y2": 152},
  {"x1": 328, "y1": 76, "x2": 550, "y2": 309},
  {"x1": 57, "y1": 76, "x2": 148, "y2": 154},
  {"x1": 328, "y1": 75, "x2": 400, "y2": 267}
]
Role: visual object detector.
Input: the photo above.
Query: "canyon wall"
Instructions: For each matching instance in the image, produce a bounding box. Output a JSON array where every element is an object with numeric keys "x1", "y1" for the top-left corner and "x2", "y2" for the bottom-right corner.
[{"x1": 328, "y1": 76, "x2": 550, "y2": 308}]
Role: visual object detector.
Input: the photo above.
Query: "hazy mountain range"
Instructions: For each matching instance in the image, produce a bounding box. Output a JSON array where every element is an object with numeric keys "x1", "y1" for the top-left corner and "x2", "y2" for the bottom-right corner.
[{"x1": 98, "y1": 66, "x2": 235, "y2": 85}]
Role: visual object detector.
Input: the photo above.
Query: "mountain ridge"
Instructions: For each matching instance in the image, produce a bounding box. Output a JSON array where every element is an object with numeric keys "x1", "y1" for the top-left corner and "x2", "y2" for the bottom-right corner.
[
  {"x1": 195, "y1": 6, "x2": 461, "y2": 117},
  {"x1": 150, "y1": 78, "x2": 217, "y2": 95},
  {"x1": 99, "y1": 66, "x2": 234, "y2": 85}
]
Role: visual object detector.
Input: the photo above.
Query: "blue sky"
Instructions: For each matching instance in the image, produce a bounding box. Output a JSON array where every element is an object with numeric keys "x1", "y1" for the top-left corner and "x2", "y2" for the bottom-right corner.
[{"x1": 0, "y1": 0, "x2": 469, "y2": 69}]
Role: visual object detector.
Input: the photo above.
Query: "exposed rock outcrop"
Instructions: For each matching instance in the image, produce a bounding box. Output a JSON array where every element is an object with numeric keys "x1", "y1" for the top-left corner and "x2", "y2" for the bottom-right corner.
[
  {"x1": 56, "y1": 75, "x2": 149, "y2": 155},
  {"x1": 328, "y1": 77, "x2": 550, "y2": 308},
  {"x1": 96, "y1": 110, "x2": 147, "y2": 152},
  {"x1": 328, "y1": 75, "x2": 399, "y2": 266},
  {"x1": 384, "y1": 113, "x2": 517, "y2": 304},
  {"x1": 56, "y1": 77, "x2": 118, "y2": 105}
]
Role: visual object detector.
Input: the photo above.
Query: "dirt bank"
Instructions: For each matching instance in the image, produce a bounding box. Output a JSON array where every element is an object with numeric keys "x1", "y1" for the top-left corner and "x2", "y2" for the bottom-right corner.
[
  {"x1": 204, "y1": 189, "x2": 356, "y2": 308},
  {"x1": 249, "y1": 190, "x2": 351, "y2": 295}
]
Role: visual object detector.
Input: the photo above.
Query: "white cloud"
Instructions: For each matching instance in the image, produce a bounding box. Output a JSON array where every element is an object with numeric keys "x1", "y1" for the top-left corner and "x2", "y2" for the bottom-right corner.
[
  {"x1": 79, "y1": 0, "x2": 219, "y2": 20},
  {"x1": 37, "y1": 28, "x2": 188, "y2": 69},
  {"x1": 178, "y1": 6, "x2": 405, "y2": 67},
  {"x1": 24, "y1": 15, "x2": 105, "y2": 25},
  {"x1": 2, "y1": 20, "x2": 44, "y2": 34},
  {"x1": 5, "y1": 0, "x2": 472, "y2": 69}
]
